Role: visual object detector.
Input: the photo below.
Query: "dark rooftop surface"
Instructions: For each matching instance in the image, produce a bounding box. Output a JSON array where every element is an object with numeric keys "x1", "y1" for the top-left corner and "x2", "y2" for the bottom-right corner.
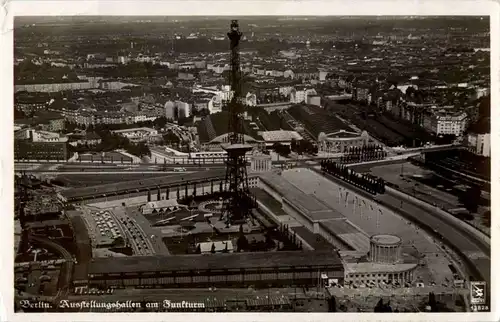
[
  {"x1": 287, "y1": 104, "x2": 354, "y2": 137},
  {"x1": 88, "y1": 250, "x2": 343, "y2": 274},
  {"x1": 27, "y1": 219, "x2": 69, "y2": 229},
  {"x1": 290, "y1": 226, "x2": 336, "y2": 251},
  {"x1": 320, "y1": 219, "x2": 366, "y2": 236},
  {"x1": 60, "y1": 169, "x2": 227, "y2": 200},
  {"x1": 327, "y1": 131, "x2": 361, "y2": 139},
  {"x1": 259, "y1": 173, "x2": 345, "y2": 222}
]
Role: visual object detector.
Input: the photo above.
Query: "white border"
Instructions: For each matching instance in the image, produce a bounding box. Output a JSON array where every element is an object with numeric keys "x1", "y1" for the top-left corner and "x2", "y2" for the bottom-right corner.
[{"x1": 1, "y1": 1, "x2": 498, "y2": 321}]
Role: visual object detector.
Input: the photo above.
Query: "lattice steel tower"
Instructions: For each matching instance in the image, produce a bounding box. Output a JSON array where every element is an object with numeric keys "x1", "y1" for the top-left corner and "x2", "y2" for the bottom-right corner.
[{"x1": 222, "y1": 20, "x2": 257, "y2": 225}]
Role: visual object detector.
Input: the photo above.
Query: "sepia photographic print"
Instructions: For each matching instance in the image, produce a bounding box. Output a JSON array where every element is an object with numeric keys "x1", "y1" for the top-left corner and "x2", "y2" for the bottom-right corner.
[{"x1": 2, "y1": 1, "x2": 497, "y2": 321}]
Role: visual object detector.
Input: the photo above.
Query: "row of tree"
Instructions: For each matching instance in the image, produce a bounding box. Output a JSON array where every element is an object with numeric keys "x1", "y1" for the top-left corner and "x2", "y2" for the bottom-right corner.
[
  {"x1": 340, "y1": 151, "x2": 387, "y2": 164},
  {"x1": 321, "y1": 160, "x2": 386, "y2": 194},
  {"x1": 290, "y1": 139, "x2": 319, "y2": 156},
  {"x1": 344, "y1": 144, "x2": 384, "y2": 154},
  {"x1": 277, "y1": 223, "x2": 303, "y2": 251},
  {"x1": 340, "y1": 145, "x2": 387, "y2": 164},
  {"x1": 15, "y1": 61, "x2": 80, "y2": 85},
  {"x1": 272, "y1": 143, "x2": 291, "y2": 158}
]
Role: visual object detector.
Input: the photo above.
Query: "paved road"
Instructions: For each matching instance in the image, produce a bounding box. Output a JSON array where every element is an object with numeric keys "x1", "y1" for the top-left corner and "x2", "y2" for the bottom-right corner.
[{"x1": 378, "y1": 190, "x2": 490, "y2": 284}]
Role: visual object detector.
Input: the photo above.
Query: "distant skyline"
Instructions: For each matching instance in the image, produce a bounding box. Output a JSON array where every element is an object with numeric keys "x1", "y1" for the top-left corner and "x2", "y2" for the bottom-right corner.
[{"x1": 15, "y1": 15, "x2": 488, "y2": 24}]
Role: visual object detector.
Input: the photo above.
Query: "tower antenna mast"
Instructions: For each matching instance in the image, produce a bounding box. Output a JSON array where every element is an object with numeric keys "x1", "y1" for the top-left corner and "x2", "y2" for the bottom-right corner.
[{"x1": 221, "y1": 20, "x2": 257, "y2": 226}]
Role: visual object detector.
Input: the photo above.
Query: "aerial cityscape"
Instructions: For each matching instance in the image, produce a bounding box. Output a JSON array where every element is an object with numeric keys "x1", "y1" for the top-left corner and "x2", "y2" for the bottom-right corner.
[{"x1": 13, "y1": 16, "x2": 491, "y2": 313}]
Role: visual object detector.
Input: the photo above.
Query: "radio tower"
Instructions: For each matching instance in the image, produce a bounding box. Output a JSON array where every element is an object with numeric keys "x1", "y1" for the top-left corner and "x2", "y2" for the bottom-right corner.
[{"x1": 221, "y1": 20, "x2": 256, "y2": 226}]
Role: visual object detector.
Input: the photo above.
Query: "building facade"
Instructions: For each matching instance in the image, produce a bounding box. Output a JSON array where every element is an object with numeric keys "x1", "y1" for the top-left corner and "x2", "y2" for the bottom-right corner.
[
  {"x1": 424, "y1": 112, "x2": 468, "y2": 136},
  {"x1": 467, "y1": 132, "x2": 491, "y2": 157},
  {"x1": 250, "y1": 153, "x2": 272, "y2": 173},
  {"x1": 14, "y1": 129, "x2": 69, "y2": 161},
  {"x1": 369, "y1": 234, "x2": 402, "y2": 264},
  {"x1": 318, "y1": 130, "x2": 370, "y2": 154}
]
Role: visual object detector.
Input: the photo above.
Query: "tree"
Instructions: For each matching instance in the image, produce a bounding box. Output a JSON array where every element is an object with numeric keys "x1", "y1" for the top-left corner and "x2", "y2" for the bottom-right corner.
[
  {"x1": 459, "y1": 186, "x2": 481, "y2": 213},
  {"x1": 272, "y1": 142, "x2": 291, "y2": 157},
  {"x1": 163, "y1": 131, "x2": 180, "y2": 145},
  {"x1": 428, "y1": 292, "x2": 438, "y2": 312},
  {"x1": 291, "y1": 138, "x2": 297, "y2": 151},
  {"x1": 374, "y1": 299, "x2": 385, "y2": 312},
  {"x1": 14, "y1": 108, "x2": 27, "y2": 120},
  {"x1": 153, "y1": 116, "x2": 168, "y2": 129},
  {"x1": 236, "y1": 235, "x2": 248, "y2": 252},
  {"x1": 328, "y1": 296, "x2": 337, "y2": 312},
  {"x1": 210, "y1": 243, "x2": 216, "y2": 254}
]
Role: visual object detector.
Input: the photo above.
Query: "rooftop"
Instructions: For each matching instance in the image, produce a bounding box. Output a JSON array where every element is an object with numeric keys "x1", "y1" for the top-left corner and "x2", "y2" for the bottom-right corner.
[
  {"x1": 325, "y1": 130, "x2": 363, "y2": 139},
  {"x1": 259, "y1": 173, "x2": 345, "y2": 222},
  {"x1": 111, "y1": 127, "x2": 157, "y2": 133},
  {"x1": 344, "y1": 262, "x2": 418, "y2": 274},
  {"x1": 261, "y1": 130, "x2": 303, "y2": 142},
  {"x1": 370, "y1": 234, "x2": 402, "y2": 245},
  {"x1": 320, "y1": 220, "x2": 370, "y2": 252},
  {"x1": 59, "y1": 169, "x2": 228, "y2": 200},
  {"x1": 88, "y1": 250, "x2": 343, "y2": 274}
]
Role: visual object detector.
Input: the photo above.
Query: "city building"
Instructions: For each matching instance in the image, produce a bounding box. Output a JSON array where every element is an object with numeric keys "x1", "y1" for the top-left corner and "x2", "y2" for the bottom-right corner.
[
  {"x1": 208, "y1": 96, "x2": 223, "y2": 114},
  {"x1": 141, "y1": 200, "x2": 181, "y2": 215},
  {"x1": 49, "y1": 118, "x2": 65, "y2": 132},
  {"x1": 83, "y1": 250, "x2": 345, "y2": 289},
  {"x1": 306, "y1": 95, "x2": 321, "y2": 107},
  {"x1": 14, "y1": 129, "x2": 69, "y2": 161},
  {"x1": 68, "y1": 132, "x2": 102, "y2": 147},
  {"x1": 175, "y1": 101, "x2": 192, "y2": 118},
  {"x1": 165, "y1": 101, "x2": 176, "y2": 119},
  {"x1": 111, "y1": 127, "x2": 159, "y2": 143},
  {"x1": 260, "y1": 130, "x2": 303, "y2": 147},
  {"x1": 250, "y1": 152, "x2": 272, "y2": 173},
  {"x1": 318, "y1": 130, "x2": 370, "y2": 154},
  {"x1": 352, "y1": 85, "x2": 370, "y2": 102},
  {"x1": 342, "y1": 234, "x2": 417, "y2": 285},
  {"x1": 423, "y1": 111, "x2": 468, "y2": 136},
  {"x1": 290, "y1": 88, "x2": 317, "y2": 104},
  {"x1": 467, "y1": 132, "x2": 490, "y2": 157}
]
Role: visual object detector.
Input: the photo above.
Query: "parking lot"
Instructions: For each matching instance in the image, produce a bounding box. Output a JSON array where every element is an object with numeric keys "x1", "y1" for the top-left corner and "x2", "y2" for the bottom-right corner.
[
  {"x1": 81, "y1": 204, "x2": 154, "y2": 256},
  {"x1": 121, "y1": 205, "x2": 170, "y2": 255},
  {"x1": 83, "y1": 208, "x2": 123, "y2": 246}
]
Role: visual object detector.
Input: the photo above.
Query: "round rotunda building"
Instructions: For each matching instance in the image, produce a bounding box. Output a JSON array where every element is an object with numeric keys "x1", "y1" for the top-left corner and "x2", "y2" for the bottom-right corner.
[{"x1": 369, "y1": 234, "x2": 402, "y2": 264}]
